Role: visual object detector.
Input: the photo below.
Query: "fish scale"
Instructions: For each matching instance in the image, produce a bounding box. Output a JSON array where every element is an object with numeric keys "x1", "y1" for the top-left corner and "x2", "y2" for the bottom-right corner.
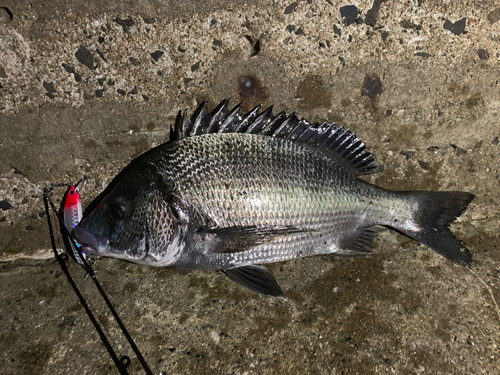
[{"x1": 143, "y1": 133, "x2": 389, "y2": 268}]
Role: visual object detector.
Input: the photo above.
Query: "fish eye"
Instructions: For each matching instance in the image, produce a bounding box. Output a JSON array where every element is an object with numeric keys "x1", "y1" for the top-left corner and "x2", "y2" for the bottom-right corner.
[{"x1": 107, "y1": 204, "x2": 125, "y2": 220}]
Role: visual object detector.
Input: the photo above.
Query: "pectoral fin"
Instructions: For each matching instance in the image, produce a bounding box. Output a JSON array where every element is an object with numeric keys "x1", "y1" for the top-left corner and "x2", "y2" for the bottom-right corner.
[
  {"x1": 223, "y1": 265, "x2": 285, "y2": 297},
  {"x1": 200, "y1": 225, "x2": 308, "y2": 254}
]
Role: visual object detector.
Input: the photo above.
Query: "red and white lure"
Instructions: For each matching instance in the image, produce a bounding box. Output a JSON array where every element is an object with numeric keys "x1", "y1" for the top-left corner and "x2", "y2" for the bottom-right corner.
[
  {"x1": 61, "y1": 179, "x2": 87, "y2": 267},
  {"x1": 63, "y1": 184, "x2": 83, "y2": 232}
]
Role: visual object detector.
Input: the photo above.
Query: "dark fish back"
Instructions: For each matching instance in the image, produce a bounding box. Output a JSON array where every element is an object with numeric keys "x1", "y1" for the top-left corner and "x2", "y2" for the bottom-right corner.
[{"x1": 172, "y1": 101, "x2": 381, "y2": 176}]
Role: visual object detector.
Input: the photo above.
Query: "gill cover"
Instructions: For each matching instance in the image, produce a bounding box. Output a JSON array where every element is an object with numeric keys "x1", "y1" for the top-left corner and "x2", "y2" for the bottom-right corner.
[{"x1": 74, "y1": 159, "x2": 186, "y2": 266}]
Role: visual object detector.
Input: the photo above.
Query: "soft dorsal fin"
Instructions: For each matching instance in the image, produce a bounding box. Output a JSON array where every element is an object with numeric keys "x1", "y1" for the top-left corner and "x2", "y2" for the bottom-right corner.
[{"x1": 172, "y1": 100, "x2": 381, "y2": 175}]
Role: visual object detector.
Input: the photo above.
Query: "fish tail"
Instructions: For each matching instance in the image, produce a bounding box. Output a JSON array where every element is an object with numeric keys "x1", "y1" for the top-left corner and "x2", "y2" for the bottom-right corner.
[{"x1": 397, "y1": 191, "x2": 474, "y2": 265}]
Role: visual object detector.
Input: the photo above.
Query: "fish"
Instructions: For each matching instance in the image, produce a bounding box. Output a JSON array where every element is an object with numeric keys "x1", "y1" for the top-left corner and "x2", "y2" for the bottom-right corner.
[{"x1": 74, "y1": 100, "x2": 474, "y2": 297}]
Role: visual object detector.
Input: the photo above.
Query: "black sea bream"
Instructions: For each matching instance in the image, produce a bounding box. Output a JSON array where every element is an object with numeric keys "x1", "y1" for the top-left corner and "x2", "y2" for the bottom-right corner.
[{"x1": 74, "y1": 101, "x2": 474, "y2": 297}]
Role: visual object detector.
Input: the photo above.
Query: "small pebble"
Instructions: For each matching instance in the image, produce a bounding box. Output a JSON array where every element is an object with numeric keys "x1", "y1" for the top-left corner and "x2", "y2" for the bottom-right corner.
[
  {"x1": 477, "y1": 49, "x2": 489, "y2": 60},
  {"x1": 191, "y1": 62, "x2": 200, "y2": 72},
  {"x1": 340, "y1": 5, "x2": 359, "y2": 26},
  {"x1": 487, "y1": 8, "x2": 500, "y2": 24},
  {"x1": 333, "y1": 25, "x2": 341, "y2": 37},
  {"x1": 400, "y1": 151, "x2": 414, "y2": 160},
  {"x1": 284, "y1": 2, "x2": 298, "y2": 15},
  {"x1": 129, "y1": 57, "x2": 140, "y2": 66},
  {"x1": 418, "y1": 160, "x2": 431, "y2": 170},
  {"x1": 0, "y1": 199, "x2": 13, "y2": 211},
  {"x1": 151, "y1": 50, "x2": 164, "y2": 62},
  {"x1": 115, "y1": 18, "x2": 134, "y2": 33},
  {"x1": 43, "y1": 81, "x2": 57, "y2": 93},
  {"x1": 62, "y1": 63, "x2": 74, "y2": 74},
  {"x1": 415, "y1": 52, "x2": 431, "y2": 58},
  {"x1": 295, "y1": 27, "x2": 305, "y2": 36},
  {"x1": 75, "y1": 45, "x2": 94, "y2": 70},
  {"x1": 443, "y1": 18, "x2": 466, "y2": 36},
  {"x1": 0, "y1": 7, "x2": 12, "y2": 23}
]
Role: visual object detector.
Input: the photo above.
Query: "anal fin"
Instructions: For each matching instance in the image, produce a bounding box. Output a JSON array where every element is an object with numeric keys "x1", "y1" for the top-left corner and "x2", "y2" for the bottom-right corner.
[
  {"x1": 335, "y1": 226, "x2": 379, "y2": 257},
  {"x1": 223, "y1": 265, "x2": 285, "y2": 297}
]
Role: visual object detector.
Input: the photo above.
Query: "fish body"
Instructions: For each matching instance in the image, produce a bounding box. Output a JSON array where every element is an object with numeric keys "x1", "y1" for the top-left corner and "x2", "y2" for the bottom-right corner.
[{"x1": 74, "y1": 101, "x2": 473, "y2": 296}]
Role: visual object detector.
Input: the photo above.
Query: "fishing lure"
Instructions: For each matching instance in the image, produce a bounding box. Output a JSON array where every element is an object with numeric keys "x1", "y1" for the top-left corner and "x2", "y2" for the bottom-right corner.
[{"x1": 61, "y1": 180, "x2": 87, "y2": 267}]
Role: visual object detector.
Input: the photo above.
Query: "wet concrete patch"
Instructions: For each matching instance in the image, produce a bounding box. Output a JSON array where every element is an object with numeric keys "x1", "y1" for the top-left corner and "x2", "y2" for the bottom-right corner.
[
  {"x1": 361, "y1": 72, "x2": 384, "y2": 105},
  {"x1": 237, "y1": 74, "x2": 268, "y2": 106},
  {"x1": 296, "y1": 74, "x2": 332, "y2": 110}
]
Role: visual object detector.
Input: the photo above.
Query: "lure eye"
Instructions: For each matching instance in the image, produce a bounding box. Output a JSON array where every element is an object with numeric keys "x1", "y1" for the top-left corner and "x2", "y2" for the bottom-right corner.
[{"x1": 108, "y1": 204, "x2": 125, "y2": 220}]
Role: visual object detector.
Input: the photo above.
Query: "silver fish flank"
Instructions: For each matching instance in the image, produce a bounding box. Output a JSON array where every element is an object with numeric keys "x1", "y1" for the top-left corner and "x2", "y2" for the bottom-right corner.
[{"x1": 74, "y1": 100, "x2": 474, "y2": 297}]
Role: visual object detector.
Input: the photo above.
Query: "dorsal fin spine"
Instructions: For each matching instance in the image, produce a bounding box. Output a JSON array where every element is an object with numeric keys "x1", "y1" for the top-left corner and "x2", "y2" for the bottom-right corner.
[
  {"x1": 290, "y1": 122, "x2": 312, "y2": 141},
  {"x1": 236, "y1": 104, "x2": 263, "y2": 133},
  {"x1": 219, "y1": 103, "x2": 243, "y2": 133},
  {"x1": 182, "y1": 109, "x2": 192, "y2": 137},
  {"x1": 190, "y1": 103, "x2": 209, "y2": 136},
  {"x1": 345, "y1": 142, "x2": 365, "y2": 160},
  {"x1": 206, "y1": 100, "x2": 229, "y2": 134},
  {"x1": 251, "y1": 106, "x2": 275, "y2": 134},
  {"x1": 343, "y1": 139, "x2": 364, "y2": 158}
]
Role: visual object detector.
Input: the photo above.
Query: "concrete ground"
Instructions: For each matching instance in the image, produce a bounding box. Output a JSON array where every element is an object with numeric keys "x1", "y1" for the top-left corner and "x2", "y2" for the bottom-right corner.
[{"x1": 1, "y1": 0, "x2": 499, "y2": 374}]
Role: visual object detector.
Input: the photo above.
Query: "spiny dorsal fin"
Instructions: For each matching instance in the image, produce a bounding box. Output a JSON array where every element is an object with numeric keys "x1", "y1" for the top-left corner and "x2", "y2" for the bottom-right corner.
[{"x1": 173, "y1": 100, "x2": 381, "y2": 175}]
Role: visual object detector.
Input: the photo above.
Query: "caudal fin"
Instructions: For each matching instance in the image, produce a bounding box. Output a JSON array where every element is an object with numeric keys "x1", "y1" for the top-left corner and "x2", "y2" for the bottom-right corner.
[{"x1": 398, "y1": 191, "x2": 474, "y2": 265}]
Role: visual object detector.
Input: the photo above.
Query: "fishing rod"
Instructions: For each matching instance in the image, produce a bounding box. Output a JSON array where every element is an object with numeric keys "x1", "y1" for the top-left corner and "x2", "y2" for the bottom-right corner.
[
  {"x1": 44, "y1": 187, "x2": 153, "y2": 375},
  {"x1": 44, "y1": 188, "x2": 130, "y2": 374}
]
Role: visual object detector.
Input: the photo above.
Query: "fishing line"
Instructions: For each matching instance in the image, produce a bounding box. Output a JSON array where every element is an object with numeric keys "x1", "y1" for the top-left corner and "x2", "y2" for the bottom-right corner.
[{"x1": 44, "y1": 187, "x2": 154, "y2": 374}]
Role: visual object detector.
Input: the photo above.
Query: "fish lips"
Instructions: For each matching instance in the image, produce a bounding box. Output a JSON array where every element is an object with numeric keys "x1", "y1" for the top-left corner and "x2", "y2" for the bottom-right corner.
[{"x1": 73, "y1": 227, "x2": 110, "y2": 255}]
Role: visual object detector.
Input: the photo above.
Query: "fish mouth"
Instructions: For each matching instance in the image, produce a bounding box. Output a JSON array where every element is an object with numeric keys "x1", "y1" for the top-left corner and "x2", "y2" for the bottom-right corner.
[{"x1": 73, "y1": 227, "x2": 110, "y2": 255}]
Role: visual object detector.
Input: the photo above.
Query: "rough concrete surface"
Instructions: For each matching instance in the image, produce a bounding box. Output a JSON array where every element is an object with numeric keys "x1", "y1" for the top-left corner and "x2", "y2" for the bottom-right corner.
[{"x1": 1, "y1": 0, "x2": 499, "y2": 374}]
